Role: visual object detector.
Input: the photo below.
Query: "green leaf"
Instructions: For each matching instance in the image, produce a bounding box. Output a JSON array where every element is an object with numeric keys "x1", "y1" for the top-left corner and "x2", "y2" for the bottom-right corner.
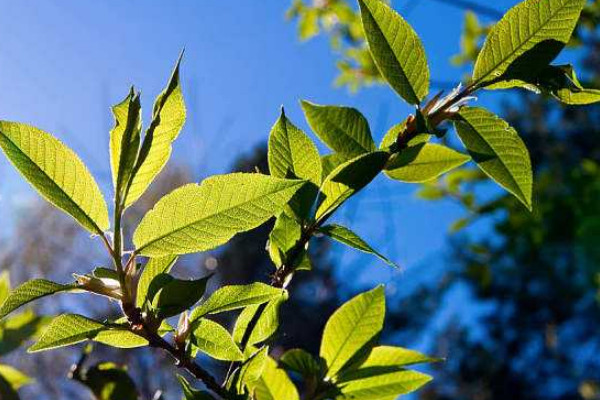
[
  {"x1": 472, "y1": 0, "x2": 586, "y2": 87},
  {"x1": 177, "y1": 375, "x2": 216, "y2": 400},
  {"x1": 0, "y1": 364, "x2": 32, "y2": 390},
  {"x1": 152, "y1": 275, "x2": 210, "y2": 319},
  {"x1": 301, "y1": 101, "x2": 376, "y2": 158},
  {"x1": 124, "y1": 54, "x2": 186, "y2": 207},
  {"x1": 0, "y1": 271, "x2": 10, "y2": 305},
  {"x1": 81, "y1": 362, "x2": 139, "y2": 400},
  {"x1": 454, "y1": 107, "x2": 533, "y2": 210},
  {"x1": 321, "y1": 153, "x2": 348, "y2": 181},
  {"x1": 133, "y1": 173, "x2": 305, "y2": 257},
  {"x1": 379, "y1": 120, "x2": 408, "y2": 150},
  {"x1": 190, "y1": 283, "x2": 285, "y2": 322},
  {"x1": 0, "y1": 309, "x2": 46, "y2": 356},
  {"x1": 0, "y1": 122, "x2": 109, "y2": 234},
  {"x1": 358, "y1": 0, "x2": 429, "y2": 104},
  {"x1": 268, "y1": 213, "x2": 302, "y2": 268},
  {"x1": 318, "y1": 224, "x2": 397, "y2": 267},
  {"x1": 254, "y1": 356, "x2": 300, "y2": 400},
  {"x1": 335, "y1": 346, "x2": 436, "y2": 399},
  {"x1": 384, "y1": 143, "x2": 470, "y2": 183},
  {"x1": 0, "y1": 279, "x2": 79, "y2": 320},
  {"x1": 316, "y1": 151, "x2": 389, "y2": 221},
  {"x1": 192, "y1": 318, "x2": 243, "y2": 361},
  {"x1": 280, "y1": 349, "x2": 321, "y2": 379},
  {"x1": 136, "y1": 256, "x2": 178, "y2": 308},
  {"x1": 28, "y1": 314, "x2": 146, "y2": 352},
  {"x1": 320, "y1": 286, "x2": 385, "y2": 378},
  {"x1": 233, "y1": 296, "x2": 285, "y2": 346},
  {"x1": 110, "y1": 87, "x2": 142, "y2": 199},
  {"x1": 238, "y1": 346, "x2": 269, "y2": 393},
  {"x1": 268, "y1": 108, "x2": 321, "y2": 185}
]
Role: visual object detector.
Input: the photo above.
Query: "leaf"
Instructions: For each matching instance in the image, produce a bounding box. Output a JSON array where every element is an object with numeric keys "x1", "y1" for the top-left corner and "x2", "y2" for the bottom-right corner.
[
  {"x1": 301, "y1": 101, "x2": 376, "y2": 158},
  {"x1": 178, "y1": 375, "x2": 216, "y2": 400},
  {"x1": 0, "y1": 309, "x2": 46, "y2": 356},
  {"x1": 0, "y1": 122, "x2": 109, "y2": 234},
  {"x1": 472, "y1": 0, "x2": 586, "y2": 87},
  {"x1": 133, "y1": 173, "x2": 305, "y2": 257},
  {"x1": 454, "y1": 107, "x2": 533, "y2": 210},
  {"x1": 384, "y1": 143, "x2": 470, "y2": 183},
  {"x1": 152, "y1": 275, "x2": 210, "y2": 319},
  {"x1": 268, "y1": 108, "x2": 321, "y2": 185},
  {"x1": 190, "y1": 283, "x2": 285, "y2": 322},
  {"x1": 318, "y1": 224, "x2": 397, "y2": 267},
  {"x1": 254, "y1": 356, "x2": 300, "y2": 400},
  {"x1": 0, "y1": 271, "x2": 10, "y2": 305},
  {"x1": 81, "y1": 362, "x2": 139, "y2": 400},
  {"x1": 320, "y1": 286, "x2": 385, "y2": 378},
  {"x1": 488, "y1": 64, "x2": 600, "y2": 105},
  {"x1": 237, "y1": 346, "x2": 269, "y2": 393},
  {"x1": 379, "y1": 120, "x2": 408, "y2": 150},
  {"x1": 316, "y1": 151, "x2": 389, "y2": 221},
  {"x1": 0, "y1": 279, "x2": 79, "y2": 320},
  {"x1": 321, "y1": 153, "x2": 348, "y2": 180},
  {"x1": 0, "y1": 364, "x2": 31, "y2": 390},
  {"x1": 123, "y1": 54, "x2": 186, "y2": 207},
  {"x1": 358, "y1": 0, "x2": 429, "y2": 104},
  {"x1": 192, "y1": 319, "x2": 243, "y2": 361},
  {"x1": 28, "y1": 314, "x2": 146, "y2": 352},
  {"x1": 280, "y1": 349, "x2": 321, "y2": 378},
  {"x1": 110, "y1": 87, "x2": 142, "y2": 199},
  {"x1": 136, "y1": 256, "x2": 178, "y2": 308},
  {"x1": 268, "y1": 213, "x2": 302, "y2": 268},
  {"x1": 233, "y1": 297, "x2": 285, "y2": 346}
]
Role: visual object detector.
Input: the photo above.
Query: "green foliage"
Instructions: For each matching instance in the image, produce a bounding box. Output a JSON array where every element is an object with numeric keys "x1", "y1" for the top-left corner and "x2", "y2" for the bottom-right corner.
[
  {"x1": 29, "y1": 314, "x2": 146, "y2": 352},
  {"x1": 78, "y1": 362, "x2": 139, "y2": 400},
  {"x1": 385, "y1": 143, "x2": 471, "y2": 183},
  {"x1": 123, "y1": 54, "x2": 187, "y2": 207},
  {"x1": 316, "y1": 151, "x2": 389, "y2": 221},
  {"x1": 136, "y1": 255, "x2": 178, "y2": 308},
  {"x1": 233, "y1": 297, "x2": 285, "y2": 346},
  {"x1": 358, "y1": 0, "x2": 429, "y2": 104},
  {"x1": 192, "y1": 319, "x2": 244, "y2": 361},
  {"x1": 253, "y1": 356, "x2": 300, "y2": 400},
  {"x1": 0, "y1": 279, "x2": 79, "y2": 320},
  {"x1": 318, "y1": 224, "x2": 397, "y2": 267},
  {"x1": 454, "y1": 107, "x2": 533, "y2": 209},
  {"x1": 0, "y1": 122, "x2": 109, "y2": 234},
  {"x1": 151, "y1": 275, "x2": 210, "y2": 319},
  {"x1": 300, "y1": 101, "x2": 376, "y2": 158},
  {"x1": 279, "y1": 348, "x2": 321, "y2": 379},
  {"x1": 320, "y1": 286, "x2": 385, "y2": 378},
  {"x1": 190, "y1": 283, "x2": 285, "y2": 322},
  {"x1": 178, "y1": 375, "x2": 216, "y2": 400},
  {"x1": 472, "y1": 0, "x2": 586, "y2": 87},
  {"x1": 133, "y1": 174, "x2": 305, "y2": 256}
]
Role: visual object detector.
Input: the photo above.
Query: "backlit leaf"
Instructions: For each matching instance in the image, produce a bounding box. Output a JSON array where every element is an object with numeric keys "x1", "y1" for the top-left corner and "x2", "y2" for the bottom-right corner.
[
  {"x1": 192, "y1": 319, "x2": 243, "y2": 361},
  {"x1": 359, "y1": 0, "x2": 429, "y2": 104},
  {"x1": 0, "y1": 122, "x2": 109, "y2": 234},
  {"x1": 454, "y1": 107, "x2": 533, "y2": 210},
  {"x1": 136, "y1": 256, "x2": 178, "y2": 308},
  {"x1": 0, "y1": 279, "x2": 79, "y2": 320},
  {"x1": 254, "y1": 356, "x2": 300, "y2": 400},
  {"x1": 133, "y1": 173, "x2": 305, "y2": 257}
]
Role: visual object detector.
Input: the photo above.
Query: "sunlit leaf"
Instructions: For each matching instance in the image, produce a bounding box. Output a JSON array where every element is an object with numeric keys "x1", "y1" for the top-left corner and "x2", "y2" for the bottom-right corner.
[
  {"x1": 320, "y1": 286, "x2": 385, "y2": 378},
  {"x1": 0, "y1": 279, "x2": 79, "y2": 320},
  {"x1": 136, "y1": 256, "x2": 178, "y2": 308},
  {"x1": 254, "y1": 356, "x2": 300, "y2": 400},
  {"x1": 192, "y1": 319, "x2": 243, "y2": 361},
  {"x1": 454, "y1": 107, "x2": 533, "y2": 210},
  {"x1": 233, "y1": 296, "x2": 285, "y2": 346},
  {"x1": 133, "y1": 173, "x2": 305, "y2": 256},
  {"x1": 359, "y1": 0, "x2": 429, "y2": 104},
  {"x1": 0, "y1": 122, "x2": 109, "y2": 234}
]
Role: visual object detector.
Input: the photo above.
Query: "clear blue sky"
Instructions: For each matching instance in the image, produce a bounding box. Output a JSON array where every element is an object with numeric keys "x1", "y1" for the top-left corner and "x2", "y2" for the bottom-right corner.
[{"x1": 0, "y1": 0, "x2": 518, "y2": 288}]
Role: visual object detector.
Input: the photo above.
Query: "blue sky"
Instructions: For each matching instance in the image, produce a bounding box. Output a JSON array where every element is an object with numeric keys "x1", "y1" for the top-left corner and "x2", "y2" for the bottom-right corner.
[{"x1": 0, "y1": 0, "x2": 518, "y2": 287}]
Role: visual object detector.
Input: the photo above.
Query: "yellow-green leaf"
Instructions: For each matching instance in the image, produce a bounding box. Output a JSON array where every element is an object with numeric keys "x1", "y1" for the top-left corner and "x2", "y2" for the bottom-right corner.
[
  {"x1": 124, "y1": 54, "x2": 186, "y2": 207},
  {"x1": 384, "y1": 143, "x2": 470, "y2": 183},
  {"x1": 254, "y1": 356, "x2": 300, "y2": 400},
  {"x1": 0, "y1": 122, "x2": 109, "y2": 234},
  {"x1": 0, "y1": 279, "x2": 79, "y2": 320},
  {"x1": 301, "y1": 101, "x2": 376, "y2": 158},
  {"x1": 358, "y1": 0, "x2": 429, "y2": 104},
  {"x1": 192, "y1": 319, "x2": 243, "y2": 361},
  {"x1": 133, "y1": 173, "x2": 305, "y2": 257},
  {"x1": 472, "y1": 0, "x2": 586, "y2": 87},
  {"x1": 136, "y1": 256, "x2": 178, "y2": 308},
  {"x1": 320, "y1": 286, "x2": 385, "y2": 378},
  {"x1": 454, "y1": 107, "x2": 533, "y2": 210}
]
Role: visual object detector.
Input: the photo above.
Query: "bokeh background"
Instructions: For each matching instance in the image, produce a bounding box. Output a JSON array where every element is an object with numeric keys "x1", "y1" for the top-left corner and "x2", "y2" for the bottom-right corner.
[{"x1": 0, "y1": 1, "x2": 599, "y2": 399}]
